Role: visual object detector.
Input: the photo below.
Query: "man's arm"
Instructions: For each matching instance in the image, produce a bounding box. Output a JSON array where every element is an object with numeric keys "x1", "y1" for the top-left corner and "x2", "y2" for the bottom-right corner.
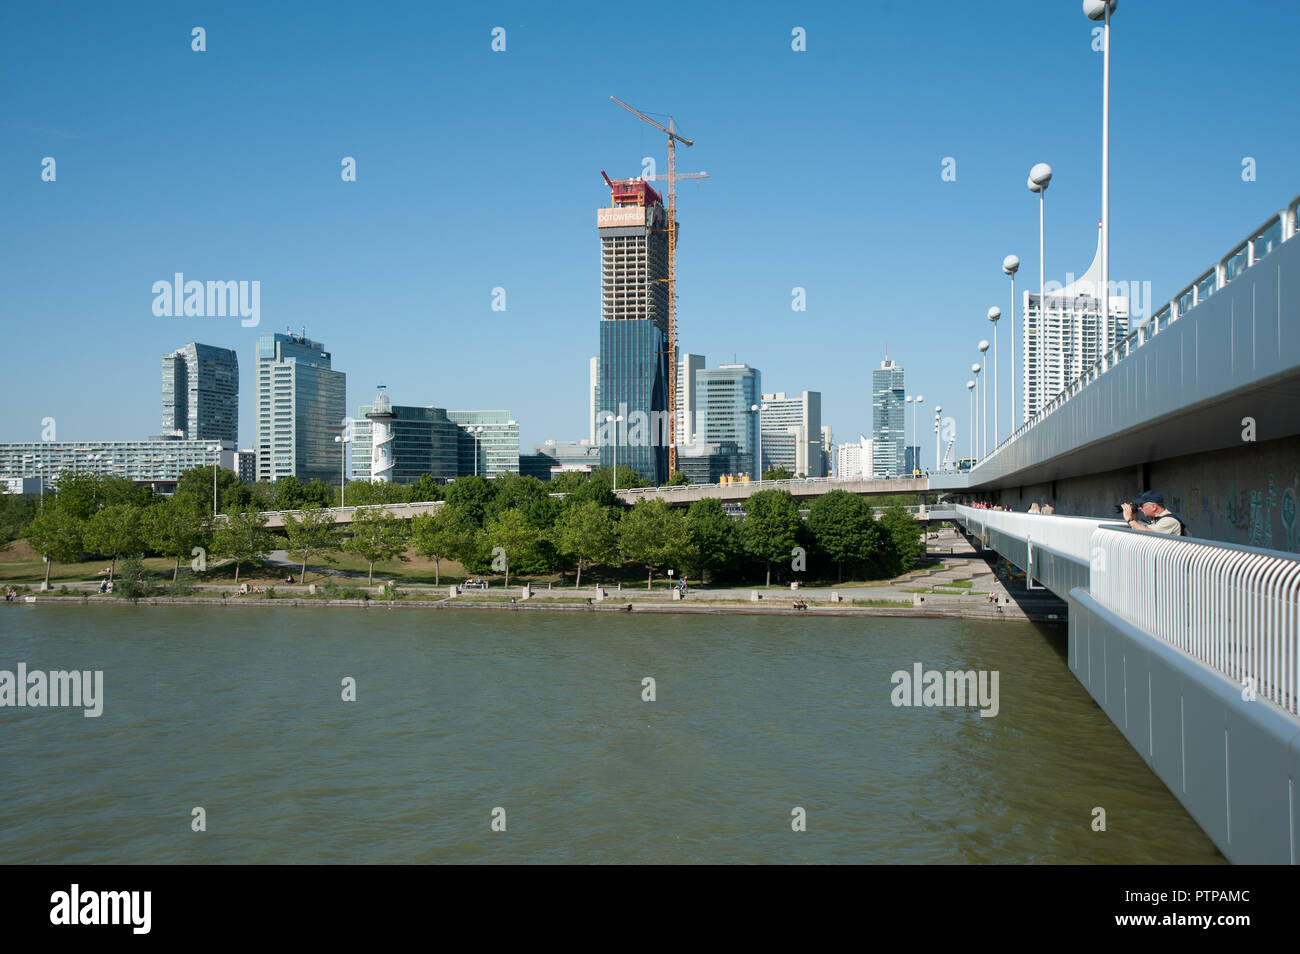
[{"x1": 1120, "y1": 503, "x2": 1153, "y2": 531}]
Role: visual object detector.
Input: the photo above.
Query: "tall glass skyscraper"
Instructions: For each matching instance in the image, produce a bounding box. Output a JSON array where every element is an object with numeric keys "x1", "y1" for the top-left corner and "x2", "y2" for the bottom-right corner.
[
  {"x1": 697, "y1": 363, "x2": 761, "y2": 477},
  {"x1": 161, "y1": 342, "x2": 238, "y2": 444},
  {"x1": 255, "y1": 332, "x2": 346, "y2": 484},
  {"x1": 871, "y1": 358, "x2": 905, "y2": 477},
  {"x1": 596, "y1": 174, "x2": 670, "y2": 485}
]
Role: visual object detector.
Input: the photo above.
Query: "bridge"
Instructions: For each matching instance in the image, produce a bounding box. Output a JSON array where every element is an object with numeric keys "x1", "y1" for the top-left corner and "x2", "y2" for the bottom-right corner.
[
  {"x1": 616, "y1": 475, "x2": 928, "y2": 506},
  {"x1": 934, "y1": 194, "x2": 1300, "y2": 864}
]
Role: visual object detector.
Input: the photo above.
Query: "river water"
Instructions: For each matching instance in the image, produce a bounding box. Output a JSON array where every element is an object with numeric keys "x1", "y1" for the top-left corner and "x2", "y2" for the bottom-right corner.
[{"x1": 0, "y1": 605, "x2": 1222, "y2": 864}]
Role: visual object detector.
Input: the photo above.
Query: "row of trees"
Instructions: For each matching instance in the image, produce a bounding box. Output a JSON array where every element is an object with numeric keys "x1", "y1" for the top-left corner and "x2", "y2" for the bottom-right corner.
[{"x1": 12, "y1": 467, "x2": 926, "y2": 590}]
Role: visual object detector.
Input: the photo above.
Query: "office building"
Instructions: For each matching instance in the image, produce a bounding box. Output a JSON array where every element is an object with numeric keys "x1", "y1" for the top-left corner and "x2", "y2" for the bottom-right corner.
[
  {"x1": 254, "y1": 331, "x2": 346, "y2": 484},
  {"x1": 161, "y1": 342, "x2": 239, "y2": 444},
  {"x1": 871, "y1": 358, "x2": 906, "y2": 477},
  {"x1": 677, "y1": 353, "x2": 705, "y2": 446},
  {"x1": 697, "y1": 363, "x2": 761, "y2": 477},
  {"x1": 677, "y1": 441, "x2": 744, "y2": 484},
  {"x1": 0, "y1": 439, "x2": 235, "y2": 493},
  {"x1": 523, "y1": 440, "x2": 601, "y2": 481},
  {"x1": 448, "y1": 411, "x2": 519, "y2": 478},
  {"x1": 1023, "y1": 228, "x2": 1130, "y2": 421},
  {"x1": 349, "y1": 394, "x2": 460, "y2": 485},
  {"x1": 904, "y1": 445, "x2": 921, "y2": 476},
  {"x1": 237, "y1": 449, "x2": 256, "y2": 483},
  {"x1": 820, "y1": 425, "x2": 833, "y2": 477},
  {"x1": 759, "y1": 390, "x2": 825, "y2": 477},
  {"x1": 596, "y1": 174, "x2": 671, "y2": 485}
]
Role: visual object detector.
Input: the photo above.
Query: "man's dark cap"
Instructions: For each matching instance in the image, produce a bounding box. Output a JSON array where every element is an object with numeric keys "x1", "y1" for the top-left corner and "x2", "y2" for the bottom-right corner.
[{"x1": 1137, "y1": 490, "x2": 1165, "y2": 506}]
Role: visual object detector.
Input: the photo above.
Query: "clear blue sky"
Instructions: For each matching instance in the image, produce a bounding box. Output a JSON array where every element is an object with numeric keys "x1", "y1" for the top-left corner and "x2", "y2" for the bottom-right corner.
[{"x1": 3, "y1": 0, "x2": 1297, "y2": 455}]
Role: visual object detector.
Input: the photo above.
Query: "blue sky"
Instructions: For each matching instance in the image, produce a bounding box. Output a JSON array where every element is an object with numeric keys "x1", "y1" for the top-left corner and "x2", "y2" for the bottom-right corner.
[{"x1": 2, "y1": 0, "x2": 1298, "y2": 456}]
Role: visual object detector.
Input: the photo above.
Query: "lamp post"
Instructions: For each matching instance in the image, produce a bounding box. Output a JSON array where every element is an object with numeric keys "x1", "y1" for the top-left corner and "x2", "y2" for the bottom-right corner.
[
  {"x1": 1003, "y1": 255, "x2": 1020, "y2": 428},
  {"x1": 987, "y1": 309, "x2": 1000, "y2": 448},
  {"x1": 605, "y1": 415, "x2": 624, "y2": 490},
  {"x1": 977, "y1": 341, "x2": 990, "y2": 459},
  {"x1": 1029, "y1": 162, "x2": 1053, "y2": 419},
  {"x1": 471, "y1": 425, "x2": 485, "y2": 477},
  {"x1": 213, "y1": 446, "x2": 220, "y2": 516},
  {"x1": 1085, "y1": 0, "x2": 1116, "y2": 348},
  {"x1": 933, "y1": 405, "x2": 942, "y2": 472},
  {"x1": 749, "y1": 403, "x2": 769, "y2": 478},
  {"x1": 334, "y1": 434, "x2": 349, "y2": 507},
  {"x1": 966, "y1": 380, "x2": 976, "y2": 465}
]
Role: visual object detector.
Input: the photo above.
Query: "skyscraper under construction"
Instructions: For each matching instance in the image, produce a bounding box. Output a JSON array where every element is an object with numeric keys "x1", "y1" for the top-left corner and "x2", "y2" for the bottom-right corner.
[{"x1": 595, "y1": 173, "x2": 671, "y2": 485}]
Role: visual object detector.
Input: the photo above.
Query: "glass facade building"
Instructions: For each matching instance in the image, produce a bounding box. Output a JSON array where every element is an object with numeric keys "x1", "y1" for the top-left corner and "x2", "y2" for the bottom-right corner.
[
  {"x1": 759, "y1": 390, "x2": 824, "y2": 477},
  {"x1": 697, "y1": 364, "x2": 761, "y2": 478},
  {"x1": 255, "y1": 332, "x2": 347, "y2": 485},
  {"x1": 447, "y1": 411, "x2": 520, "y2": 478},
  {"x1": 161, "y1": 342, "x2": 239, "y2": 444},
  {"x1": 871, "y1": 359, "x2": 906, "y2": 477},
  {"x1": 596, "y1": 176, "x2": 671, "y2": 486},
  {"x1": 351, "y1": 403, "x2": 460, "y2": 484}
]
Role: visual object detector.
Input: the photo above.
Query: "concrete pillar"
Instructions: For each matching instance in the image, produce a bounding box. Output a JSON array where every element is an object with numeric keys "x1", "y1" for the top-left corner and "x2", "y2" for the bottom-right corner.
[
  {"x1": 750, "y1": 590, "x2": 762, "y2": 602},
  {"x1": 520, "y1": 584, "x2": 531, "y2": 601},
  {"x1": 595, "y1": 585, "x2": 606, "y2": 601},
  {"x1": 449, "y1": 584, "x2": 459, "y2": 597},
  {"x1": 672, "y1": 589, "x2": 682, "y2": 601}
]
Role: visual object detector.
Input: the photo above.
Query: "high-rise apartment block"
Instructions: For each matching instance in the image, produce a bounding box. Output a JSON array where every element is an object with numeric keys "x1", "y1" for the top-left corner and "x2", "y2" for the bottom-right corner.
[
  {"x1": 254, "y1": 331, "x2": 346, "y2": 484},
  {"x1": 161, "y1": 342, "x2": 239, "y2": 444},
  {"x1": 1022, "y1": 230, "x2": 1130, "y2": 421}
]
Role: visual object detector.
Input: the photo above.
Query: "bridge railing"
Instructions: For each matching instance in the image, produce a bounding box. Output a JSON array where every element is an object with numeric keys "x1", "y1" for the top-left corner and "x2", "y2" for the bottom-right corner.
[
  {"x1": 972, "y1": 192, "x2": 1300, "y2": 471},
  {"x1": 1090, "y1": 528, "x2": 1300, "y2": 717}
]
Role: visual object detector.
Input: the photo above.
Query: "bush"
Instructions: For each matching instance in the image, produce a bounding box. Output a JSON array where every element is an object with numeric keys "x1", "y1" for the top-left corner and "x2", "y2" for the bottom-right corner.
[{"x1": 115, "y1": 554, "x2": 149, "y2": 599}]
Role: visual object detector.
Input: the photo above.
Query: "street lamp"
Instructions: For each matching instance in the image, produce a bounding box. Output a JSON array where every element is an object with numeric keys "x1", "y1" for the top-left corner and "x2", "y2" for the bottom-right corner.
[
  {"x1": 1003, "y1": 254, "x2": 1020, "y2": 429},
  {"x1": 906, "y1": 395, "x2": 923, "y2": 475},
  {"x1": 471, "y1": 425, "x2": 486, "y2": 477},
  {"x1": 1085, "y1": 0, "x2": 1117, "y2": 346},
  {"x1": 749, "y1": 403, "x2": 769, "y2": 477},
  {"x1": 334, "y1": 433, "x2": 349, "y2": 507},
  {"x1": 604, "y1": 415, "x2": 624, "y2": 490},
  {"x1": 933, "y1": 405, "x2": 942, "y2": 473},
  {"x1": 978, "y1": 340, "x2": 990, "y2": 459},
  {"x1": 971, "y1": 362, "x2": 983, "y2": 462},
  {"x1": 966, "y1": 380, "x2": 976, "y2": 465},
  {"x1": 213, "y1": 446, "x2": 220, "y2": 516},
  {"x1": 987, "y1": 309, "x2": 1001, "y2": 448},
  {"x1": 1029, "y1": 162, "x2": 1053, "y2": 419}
]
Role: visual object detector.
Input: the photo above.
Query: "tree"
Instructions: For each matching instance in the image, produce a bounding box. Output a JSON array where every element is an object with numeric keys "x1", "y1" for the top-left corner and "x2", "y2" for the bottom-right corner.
[
  {"x1": 0, "y1": 488, "x2": 38, "y2": 544},
  {"x1": 25, "y1": 509, "x2": 84, "y2": 590},
  {"x1": 142, "y1": 497, "x2": 210, "y2": 582},
  {"x1": 666, "y1": 470, "x2": 691, "y2": 486},
  {"x1": 212, "y1": 508, "x2": 273, "y2": 585},
  {"x1": 174, "y1": 465, "x2": 250, "y2": 515},
  {"x1": 443, "y1": 475, "x2": 494, "y2": 527},
  {"x1": 485, "y1": 508, "x2": 544, "y2": 588},
  {"x1": 878, "y1": 502, "x2": 925, "y2": 575},
  {"x1": 761, "y1": 465, "x2": 794, "y2": 482},
  {"x1": 407, "y1": 474, "x2": 444, "y2": 503},
  {"x1": 553, "y1": 500, "x2": 619, "y2": 588},
  {"x1": 409, "y1": 507, "x2": 471, "y2": 585},
  {"x1": 83, "y1": 503, "x2": 145, "y2": 582},
  {"x1": 282, "y1": 506, "x2": 340, "y2": 583},
  {"x1": 618, "y1": 499, "x2": 694, "y2": 589},
  {"x1": 684, "y1": 498, "x2": 741, "y2": 584},
  {"x1": 808, "y1": 490, "x2": 882, "y2": 583},
  {"x1": 343, "y1": 507, "x2": 409, "y2": 584},
  {"x1": 50, "y1": 472, "x2": 100, "y2": 520},
  {"x1": 589, "y1": 465, "x2": 648, "y2": 490},
  {"x1": 742, "y1": 489, "x2": 802, "y2": 586}
]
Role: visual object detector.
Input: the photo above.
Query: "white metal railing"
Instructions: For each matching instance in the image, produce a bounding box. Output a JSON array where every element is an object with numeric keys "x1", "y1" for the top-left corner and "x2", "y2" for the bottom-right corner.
[
  {"x1": 1089, "y1": 528, "x2": 1300, "y2": 717},
  {"x1": 955, "y1": 505, "x2": 1121, "y2": 562},
  {"x1": 973, "y1": 192, "x2": 1300, "y2": 470}
]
